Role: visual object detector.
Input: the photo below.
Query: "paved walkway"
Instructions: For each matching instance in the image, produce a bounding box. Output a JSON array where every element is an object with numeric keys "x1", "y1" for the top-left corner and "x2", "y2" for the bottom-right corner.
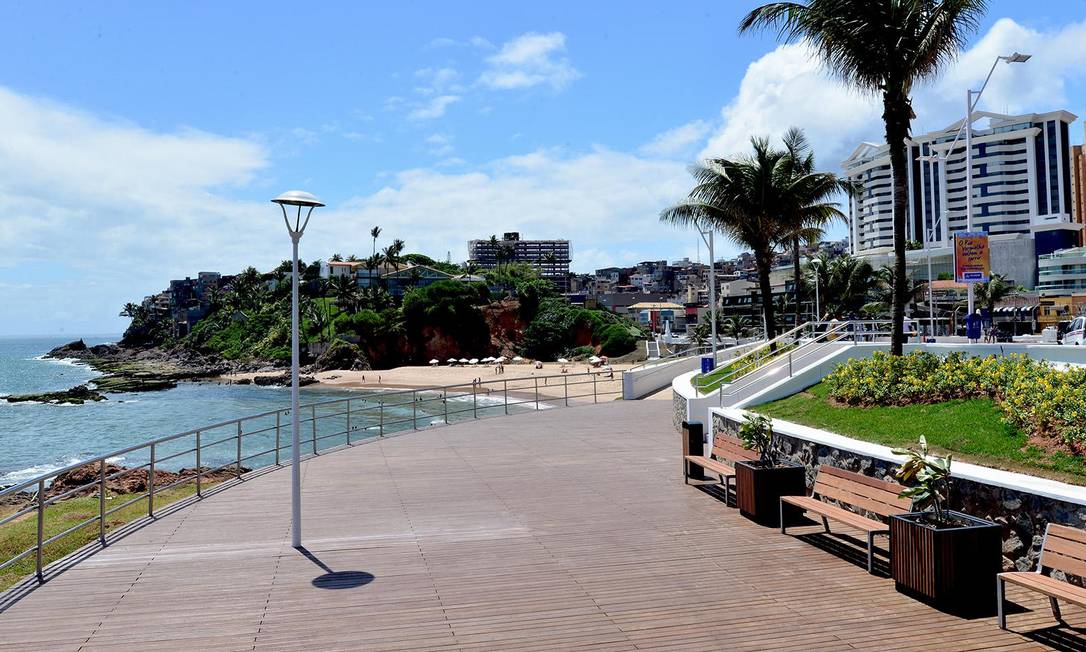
[{"x1": 0, "y1": 401, "x2": 1080, "y2": 650}]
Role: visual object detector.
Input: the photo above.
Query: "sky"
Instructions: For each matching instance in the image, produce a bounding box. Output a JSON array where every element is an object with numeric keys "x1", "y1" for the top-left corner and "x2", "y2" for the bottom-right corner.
[{"x1": 2, "y1": 1, "x2": 1086, "y2": 336}]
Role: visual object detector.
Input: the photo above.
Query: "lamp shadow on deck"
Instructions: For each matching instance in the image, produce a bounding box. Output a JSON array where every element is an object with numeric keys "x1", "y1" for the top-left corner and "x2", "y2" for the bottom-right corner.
[{"x1": 296, "y1": 546, "x2": 375, "y2": 590}]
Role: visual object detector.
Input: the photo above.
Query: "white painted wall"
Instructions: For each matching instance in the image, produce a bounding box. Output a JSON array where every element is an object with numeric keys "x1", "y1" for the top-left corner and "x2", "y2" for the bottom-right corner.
[{"x1": 623, "y1": 341, "x2": 762, "y2": 400}]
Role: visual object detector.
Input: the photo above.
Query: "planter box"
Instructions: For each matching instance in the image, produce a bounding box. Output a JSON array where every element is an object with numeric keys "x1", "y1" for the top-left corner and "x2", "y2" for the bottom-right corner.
[
  {"x1": 889, "y1": 511, "x2": 1002, "y2": 616},
  {"x1": 734, "y1": 460, "x2": 806, "y2": 528}
]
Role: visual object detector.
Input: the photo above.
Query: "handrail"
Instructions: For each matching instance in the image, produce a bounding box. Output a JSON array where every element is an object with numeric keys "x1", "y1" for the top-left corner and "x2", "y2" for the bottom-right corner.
[{"x1": 0, "y1": 369, "x2": 620, "y2": 585}]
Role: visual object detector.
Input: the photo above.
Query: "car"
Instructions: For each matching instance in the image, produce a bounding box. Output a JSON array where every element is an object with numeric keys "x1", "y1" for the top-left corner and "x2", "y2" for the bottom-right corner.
[{"x1": 1064, "y1": 316, "x2": 1086, "y2": 346}]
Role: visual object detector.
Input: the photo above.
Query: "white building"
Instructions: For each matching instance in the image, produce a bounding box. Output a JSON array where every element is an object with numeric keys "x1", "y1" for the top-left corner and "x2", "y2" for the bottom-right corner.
[
  {"x1": 843, "y1": 110, "x2": 1080, "y2": 288},
  {"x1": 1036, "y1": 247, "x2": 1086, "y2": 295}
]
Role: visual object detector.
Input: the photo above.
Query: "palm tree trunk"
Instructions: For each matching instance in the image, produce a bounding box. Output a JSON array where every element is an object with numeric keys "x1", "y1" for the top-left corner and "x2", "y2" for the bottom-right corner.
[
  {"x1": 756, "y1": 247, "x2": 776, "y2": 348},
  {"x1": 792, "y1": 236, "x2": 802, "y2": 328},
  {"x1": 883, "y1": 92, "x2": 911, "y2": 356}
]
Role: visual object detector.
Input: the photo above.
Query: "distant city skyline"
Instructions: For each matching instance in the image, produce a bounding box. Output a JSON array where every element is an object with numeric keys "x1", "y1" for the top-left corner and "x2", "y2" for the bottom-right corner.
[{"x1": 2, "y1": 1, "x2": 1086, "y2": 335}]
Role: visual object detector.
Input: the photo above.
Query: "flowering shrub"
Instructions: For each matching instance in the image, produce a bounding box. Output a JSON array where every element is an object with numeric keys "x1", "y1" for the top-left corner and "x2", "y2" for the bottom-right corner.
[{"x1": 826, "y1": 352, "x2": 1086, "y2": 446}]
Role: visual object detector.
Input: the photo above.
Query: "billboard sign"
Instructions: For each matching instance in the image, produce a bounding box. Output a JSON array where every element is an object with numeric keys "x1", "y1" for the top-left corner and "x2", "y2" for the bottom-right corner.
[{"x1": 954, "y1": 232, "x2": 990, "y2": 284}]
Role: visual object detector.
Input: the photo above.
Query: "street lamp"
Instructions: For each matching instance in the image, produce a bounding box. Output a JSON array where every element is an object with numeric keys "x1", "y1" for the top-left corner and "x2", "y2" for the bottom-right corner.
[
  {"x1": 698, "y1": 227, "x2": 718, "y2": 357},
  {"x1": 916, "y1": 51, "x2": 1030, "y2": 338},
  {"x1": 963, "y1": 52, "x2": 1031, "y2": 315},
  {"x1": 272, "y1": 190, "x2": 324, "y2": 549}
]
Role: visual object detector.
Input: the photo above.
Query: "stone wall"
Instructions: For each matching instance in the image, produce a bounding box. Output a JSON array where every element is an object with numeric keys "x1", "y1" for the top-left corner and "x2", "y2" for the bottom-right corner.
[
  {"x1": 672, "y1": 389, "x2": 686, "y2": 432},
  {"x1": 713, "y1": 411, "x2": 1086, "y2": 574}
]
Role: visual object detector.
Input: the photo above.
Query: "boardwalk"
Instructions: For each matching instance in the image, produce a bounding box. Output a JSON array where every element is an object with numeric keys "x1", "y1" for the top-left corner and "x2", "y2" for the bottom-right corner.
[{"x1": 0, "y1": 401, "x2": 1081, "y2": 651}]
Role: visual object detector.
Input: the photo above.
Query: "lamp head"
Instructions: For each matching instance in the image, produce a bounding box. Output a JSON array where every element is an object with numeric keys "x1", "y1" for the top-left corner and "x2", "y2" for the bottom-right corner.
[
  {"x1": 271, "y1": 190, "x2": 324, "y2": 208},
  {"x1": 1004, "y1": 52, "x2": 1031, "y2": 64}
]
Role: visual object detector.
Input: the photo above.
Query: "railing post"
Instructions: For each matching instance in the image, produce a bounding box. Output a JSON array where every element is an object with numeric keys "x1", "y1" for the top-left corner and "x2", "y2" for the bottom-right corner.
[
  {"x1": 36, "y1": 479, "x2": 44, "y2": 581},
  {"x1": 563, "y1": 376, "x2": 569, "y2": 407},
  {"x1": 196, "y1": 430, "x2": 203, "y2": 497},
  {"x1": 148, "y1": 443, "x2": 156, "y2": 517},
  {"x1": 534, "y1": 377, "x2": 539, "y2": 411},
  {"x1": 593, "y1": 373, "x2": 598, "y2": 404},
  {"x1": 504, "y1": 380, "x2": 509, "y2": 415},
  {"x1": 274, "y1": 412, "x2": 281, "y2": 465},
  {"x1": 380, "y1": 397, "x2": 386, "y2": 436},
  {"x1": 99, "y1": 459, "x2": 106, "y2": 544},
  {"x1": 473, "y1": 385, "x2": 478, "y2": 419},
  {"x1": 443, "y1": 389, "x2": 449, "y2": 424},
  {"x1": 311, "y1": 405, "x2": 317, "y2": 455},
  {"x1": 411, "y1": 392, "x2": 416, "y2": 430},
  {"x1": 788, "y1": 352, "x2": 793, "y2": 377},
  {"x1": 346, "y1": 399, "x2": 352, "y2": 445},
  {"x1": 236, "y1": 422, "x2": 242, "y2": 479}
]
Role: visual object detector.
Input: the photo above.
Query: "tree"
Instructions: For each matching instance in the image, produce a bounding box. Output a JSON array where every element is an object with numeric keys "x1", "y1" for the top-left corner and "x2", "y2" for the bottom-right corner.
[
  {"x1": 330, "y1": 274, "x2": 362, "y2": 314},
  {"x1": 382, "y1": 239, "x2": 406, "y2": 271},
  {"x1": 370, "y1": 226, "x2": 382, "y2": 257},
  {"x1": 974, "y1": 273, "x2": 1021, "y2": 318},
  {"x1": 661, "y1": 133, "x2": 842, "y2": 342},
  {"x1": 774, "y1": 128, "x2": 850, "y2": 328},
  {"x1": 804, "y1": 253, "x2": 881, "y2": 317},
  {"x1": 740, "y1": 0, "x2": 987, "y2": 355},
  {"x1": 329, "y1": 253, "x2": 344, "y2": 262}
]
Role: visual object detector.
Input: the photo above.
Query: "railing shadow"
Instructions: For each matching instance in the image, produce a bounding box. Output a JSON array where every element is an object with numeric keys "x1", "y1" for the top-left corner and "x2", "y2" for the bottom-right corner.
[
  {"x1": 793, "y1": 530, "x2": 891, "y2": 578},
  {"x1": 296, "y1": 546, "x2": 374, "y2": 590},
  {"x1": 1022, "y1": 623, "x2": 1086, "y2": 651}
]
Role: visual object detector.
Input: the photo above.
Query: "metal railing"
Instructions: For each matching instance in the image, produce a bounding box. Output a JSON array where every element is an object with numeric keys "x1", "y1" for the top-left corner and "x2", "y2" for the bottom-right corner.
[
  {"x1": 692, "y1": 320, "x2": 903, "y2": 400},
  {"x1": 0, "y1": 371, "x2": 619, "y2": 585}
]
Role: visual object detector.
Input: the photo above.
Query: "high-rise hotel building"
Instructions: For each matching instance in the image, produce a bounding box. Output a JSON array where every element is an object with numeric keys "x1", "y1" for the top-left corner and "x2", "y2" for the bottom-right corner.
[{"x1": 842, "y1": 110, "x2": 1079, "y2": 288}]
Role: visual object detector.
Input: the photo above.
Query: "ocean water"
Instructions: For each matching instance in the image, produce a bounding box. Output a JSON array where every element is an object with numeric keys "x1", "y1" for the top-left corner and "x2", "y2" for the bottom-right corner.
[{"x1": 0, "y1": 337, "x2": 523, "y2": 487}]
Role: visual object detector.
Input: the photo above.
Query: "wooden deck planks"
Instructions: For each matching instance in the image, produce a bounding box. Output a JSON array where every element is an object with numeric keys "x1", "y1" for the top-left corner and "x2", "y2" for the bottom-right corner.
[{"x1": 0, "y1": 400, "x2": 1079, "y2": 650}]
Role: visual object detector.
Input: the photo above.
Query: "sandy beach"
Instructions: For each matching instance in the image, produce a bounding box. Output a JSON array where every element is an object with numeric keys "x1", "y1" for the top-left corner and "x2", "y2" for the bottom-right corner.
[{"x1": 223, "y1": 362, "x2": 638, "y2": 403}]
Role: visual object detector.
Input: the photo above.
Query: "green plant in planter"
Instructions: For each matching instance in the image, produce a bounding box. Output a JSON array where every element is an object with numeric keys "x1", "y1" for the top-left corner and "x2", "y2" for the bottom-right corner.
[
  {"x1": 892, "y1": 435, "x2": 952, "y2": 524},
  {"x1": 739, "y1": 413, "x2": 780, "y2": 466}
]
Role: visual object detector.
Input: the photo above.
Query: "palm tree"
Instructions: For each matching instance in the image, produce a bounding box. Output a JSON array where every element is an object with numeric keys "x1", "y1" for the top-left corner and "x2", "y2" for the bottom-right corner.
[
  {"x1": 974, "y1": 273, "x2": 1021, "y2": 318},
  {"x1": 804, "y1": 253, "x2": 880, "y2": 317},
  {"x1": 740, "y1": 0, "x2": 987, "y2": 355},
  {"x1": 775, "y1": 128, "x2": 851, "y2": 327},
  {"x1": 662, "y1": 132, "x2": 844, "y2": 341},
  {"x1": 330, "y1": 274, "x2": 362, "y2": 314},
  {"x1": 370, "y1": 226, "x2": 382, "y2": 257},
  {"x1": 329, "y1": 253, "x2": 344, "y2": 262}
]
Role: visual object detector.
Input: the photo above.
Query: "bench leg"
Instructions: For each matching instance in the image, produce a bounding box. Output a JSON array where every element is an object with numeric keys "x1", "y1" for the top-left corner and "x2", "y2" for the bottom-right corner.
[
  {"x1": 780, "y1": 501, "x2": 786, "y2": 534},
  {"x1": 997, "y1": 576, "x2": 1006, "y2": 630},
  {"x1": 684, "y1": 459, "x2": 689, "y2": 484},
  {"x1": 822, "y1": 516, "x2": 831, "y2": 533},
  {"x1": 866, "y1": 533, "x2": 875, "y2": 574},
  {"x1": 1051, "y1": 596, "x2": 1063, "y2": 623}
]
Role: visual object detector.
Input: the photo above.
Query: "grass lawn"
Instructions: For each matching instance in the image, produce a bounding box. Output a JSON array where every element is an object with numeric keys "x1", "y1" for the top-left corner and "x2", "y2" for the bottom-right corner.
[
  {"x1": 0, "y1": 482, "x2": 211, "y2": 591},
  {"x1": 753, "y1": 382, "x2": 1086, "y2": 486},
  {"x1": 694, "y1": 343, "x2": 796, "y2": 394}
]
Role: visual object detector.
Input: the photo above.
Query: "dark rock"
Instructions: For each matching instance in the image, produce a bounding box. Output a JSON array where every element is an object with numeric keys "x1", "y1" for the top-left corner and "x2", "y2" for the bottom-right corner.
[
  {"x1": 311, "y1": 340, "x2": 371, "y2": 373},
  {"x1": 47, "y1": 463, "x2": 251, "y2": 498},
  {"x1": 252, "y1": 373, "x2": 317, "y2": 387},
  {"x1": 5, "y1": 384, "x2": 106, "y2": 405}
]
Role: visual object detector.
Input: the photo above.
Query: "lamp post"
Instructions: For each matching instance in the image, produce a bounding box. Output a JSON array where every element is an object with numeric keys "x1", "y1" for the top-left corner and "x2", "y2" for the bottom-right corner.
[
  {"x1": 963, "y1": 52, "x2": 1031, "y2": 315},
  {"x1": 915, "y1": 50, "x2": 1029, "y2": 338},
  {"x1": 272, "y1": 190, "x2": 324, "y2": 549},
  {"x1": 698, "y1": 228, "x2": 718, "y2": 358}
]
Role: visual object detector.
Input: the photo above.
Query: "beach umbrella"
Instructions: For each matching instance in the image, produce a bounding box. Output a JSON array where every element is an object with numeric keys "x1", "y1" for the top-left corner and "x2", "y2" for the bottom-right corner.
[
  {"x1": 429, "y1": 358, "x2": 440, "y2": 366},
  {"x1": 482, "y1": 356, "x2": 494, "y2": 363},
  {"x1": 447, "y1": 357, "x2": 457, "y2": 364},
  {"x1": 512, "y1": 356, "x2": 524, "y2": 362},
  {"x1": 469, "y1": 358, "x2": 479, "y2": 365},
  {"x1": 557, "y1": 358, "x2": 569, "y2": 364},
  {"x1": 459, "y1": 358, "x2": 469, "y2": 364},
  {"x1": 589, "y1": 356, "x2": 601, "y2": 363},
  {"x1": 495, "y1": 356, "x2": 506, "y2": 363}
]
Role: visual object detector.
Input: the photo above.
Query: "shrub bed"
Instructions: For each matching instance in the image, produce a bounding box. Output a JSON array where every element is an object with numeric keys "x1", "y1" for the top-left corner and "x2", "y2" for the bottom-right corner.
[{"x1": 826, "y1": 351, "x2": 1086, "y2": 447}]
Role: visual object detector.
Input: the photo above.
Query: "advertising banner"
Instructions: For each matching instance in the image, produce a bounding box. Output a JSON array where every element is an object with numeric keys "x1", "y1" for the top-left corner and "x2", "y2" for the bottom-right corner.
[{"x1": 954, "y1": 232, "x2": 990, "y2": 283}]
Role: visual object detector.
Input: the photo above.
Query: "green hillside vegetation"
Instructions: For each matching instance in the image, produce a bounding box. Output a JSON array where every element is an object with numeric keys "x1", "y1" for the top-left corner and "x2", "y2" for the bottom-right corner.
[{"x1": 121, "y1": 238, "x2": 647, "y2": 367}]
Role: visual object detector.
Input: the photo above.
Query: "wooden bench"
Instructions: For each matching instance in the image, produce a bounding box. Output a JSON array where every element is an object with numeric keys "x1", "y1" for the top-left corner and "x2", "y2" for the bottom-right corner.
[
  {"x1": 780, "y1": 466, "x2": 911, "y2": 574},
  {"x1": 998, "y1": 523, "x2": 1086, "y2": 630},
  {"x1": 684, "y1": 433, "x2": 759, "y2": 504}
]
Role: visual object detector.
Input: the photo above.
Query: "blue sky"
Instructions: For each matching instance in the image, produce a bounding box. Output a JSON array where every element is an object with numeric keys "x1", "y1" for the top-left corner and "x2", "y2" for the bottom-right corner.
[{"x1": 2, "y1": 1, "x2": 1085, "y2": 335}]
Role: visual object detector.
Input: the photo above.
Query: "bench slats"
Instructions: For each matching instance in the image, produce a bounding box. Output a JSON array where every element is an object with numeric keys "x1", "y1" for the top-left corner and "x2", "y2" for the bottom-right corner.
[
  {"x1": 1002, "y1": 572, "x2": 1086, "y2": 608},
  {"x1": 685, "y1": 456, "x2": 735, "y2": 477},
  {"x1": 711, "y1": 434, "x2": 758, "y2": 465},
  {"x1": 1041, "y1": 524, "x2": 1086, "y2": 577},
  {"x1": 782, "y1": 496, "x2": 888, "y2": 533},
  {"x1": 817, "y1": 471, "x2": 911, "y2": 509},
  {"x1": 816, "y1": 484, "x2": 904, "y2": 520},
  {"x1": 1048, "y1": 523, "x2": 1086, "y2": 547}
]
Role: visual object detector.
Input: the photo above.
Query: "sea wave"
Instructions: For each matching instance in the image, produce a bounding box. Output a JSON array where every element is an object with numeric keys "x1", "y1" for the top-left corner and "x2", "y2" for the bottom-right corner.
[{"x1": 0, "y1": 455, "x2": 126, "y2": 488}]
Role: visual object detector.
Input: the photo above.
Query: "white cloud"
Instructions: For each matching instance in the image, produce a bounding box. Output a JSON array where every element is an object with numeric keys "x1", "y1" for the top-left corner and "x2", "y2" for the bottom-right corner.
[
  {"x1": 700, "y1": 17, "x2": 1086, "y2": 168},
  {"x1": 425, "y1": 133, "x2": 454, "y2": 156},
  {"x1": 407, "y1": 94, "x2": 461, "y2": 121},
  {"x1": 478, "y1": 32, "x2": 581, "y2": 91},
  {"x1": 413, "y1": 66, "x2": 462, "y2": 95},
  {"x1": 427, "y1": 35, "x2": 493, "y2": 50},
  {"x1": 640, "y1": 120, "x2": 712, "y2": 158},
  {"x1": 332, "y1": 147, "x2": 691, "y2": 269},
  {"x1": 0, "y1": 86, "x2": 282, "y2": 334}
]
